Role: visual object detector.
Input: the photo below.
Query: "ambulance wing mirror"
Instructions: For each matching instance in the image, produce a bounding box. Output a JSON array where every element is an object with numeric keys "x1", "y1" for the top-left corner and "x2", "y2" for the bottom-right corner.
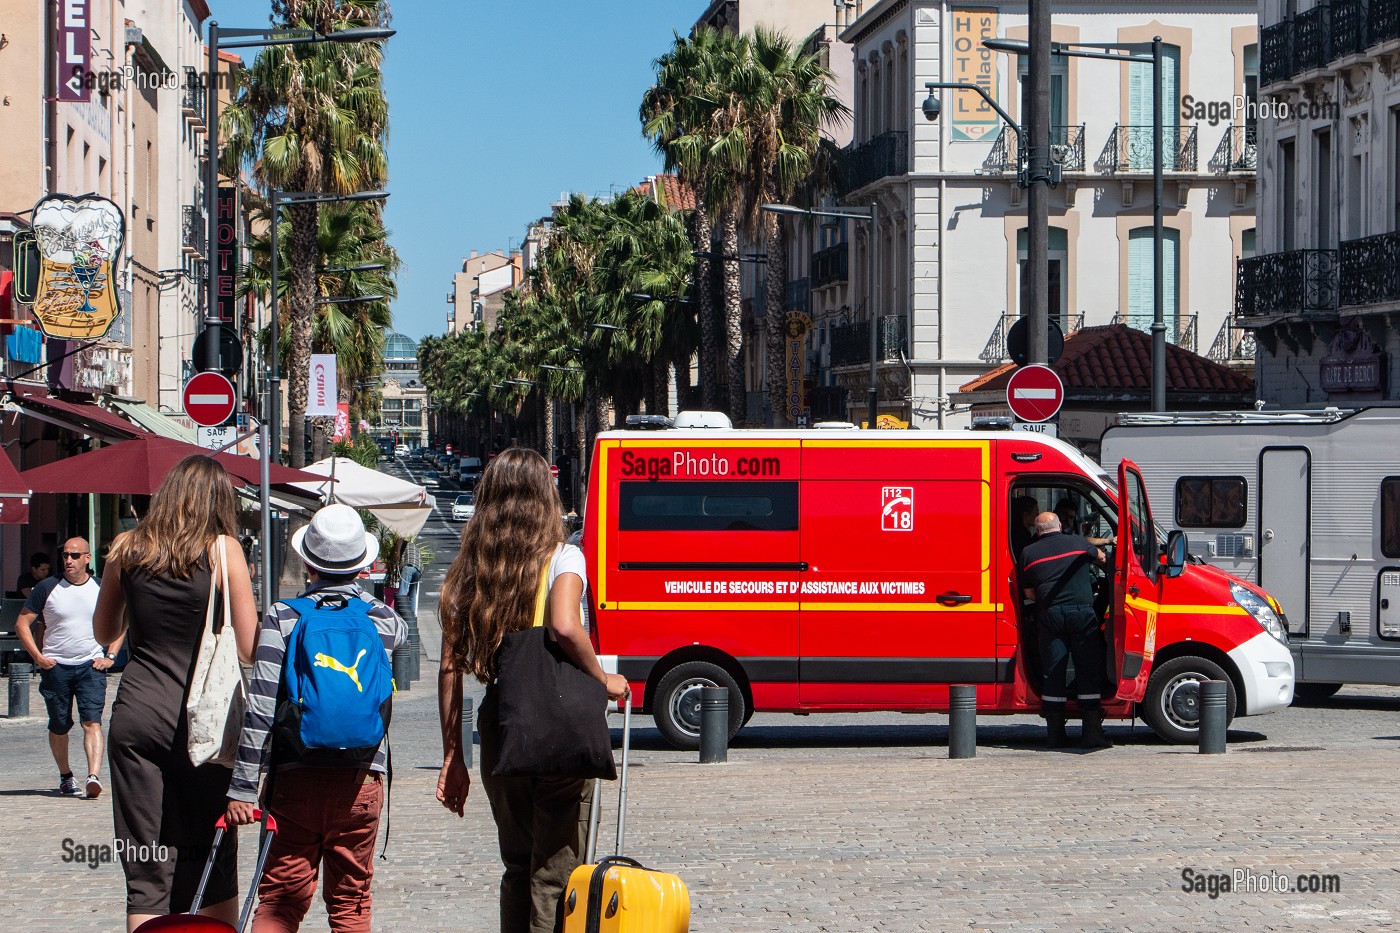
[{"x1": 1164, "y1": 530, "x2": 1188, "y2": 578}]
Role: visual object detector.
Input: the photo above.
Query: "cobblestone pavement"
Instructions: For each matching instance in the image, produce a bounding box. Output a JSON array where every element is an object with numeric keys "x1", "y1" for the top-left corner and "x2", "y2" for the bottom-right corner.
[{"x1": 4, "y1": 468, "x2": 1398, "y2": 931}]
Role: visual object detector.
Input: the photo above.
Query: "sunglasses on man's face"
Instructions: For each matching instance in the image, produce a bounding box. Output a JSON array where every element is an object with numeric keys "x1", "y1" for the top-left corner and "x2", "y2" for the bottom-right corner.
[{"x1": 62, "y1": 552, "x2": 88, "y2": 560}]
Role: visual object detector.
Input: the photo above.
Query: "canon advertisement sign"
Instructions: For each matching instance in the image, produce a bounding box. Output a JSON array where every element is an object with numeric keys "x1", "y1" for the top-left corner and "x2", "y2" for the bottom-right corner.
[{"x1": 307, "y1": 354, "x2": 338, "y2": 416}]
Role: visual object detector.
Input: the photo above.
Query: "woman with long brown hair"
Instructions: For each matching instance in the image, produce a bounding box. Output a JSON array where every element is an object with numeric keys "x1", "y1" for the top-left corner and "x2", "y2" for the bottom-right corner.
[
  {"x1": 93, "y1": 454, "x2": 258, "y2": 931},
  {"x1": 437, "y1": 448, "x2": 627, "y2": 933}
]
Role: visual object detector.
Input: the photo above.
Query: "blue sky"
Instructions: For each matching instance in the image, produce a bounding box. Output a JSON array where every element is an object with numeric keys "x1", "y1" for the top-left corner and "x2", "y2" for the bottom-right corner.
[{"x1": 212, "y1": 1, "x2": 698, "y2": 340}]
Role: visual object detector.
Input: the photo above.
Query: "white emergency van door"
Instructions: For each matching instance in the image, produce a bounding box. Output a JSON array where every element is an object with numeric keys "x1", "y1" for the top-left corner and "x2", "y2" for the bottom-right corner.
[{"x1": 1258, "y1": 448, "x2": 1310, "y2": 636}]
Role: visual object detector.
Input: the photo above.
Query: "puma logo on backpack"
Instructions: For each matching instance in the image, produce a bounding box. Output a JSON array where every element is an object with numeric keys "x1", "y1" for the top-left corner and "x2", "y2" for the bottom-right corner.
[{"x1": 275, "y1": 593, "x2": 394, "y2": 758}]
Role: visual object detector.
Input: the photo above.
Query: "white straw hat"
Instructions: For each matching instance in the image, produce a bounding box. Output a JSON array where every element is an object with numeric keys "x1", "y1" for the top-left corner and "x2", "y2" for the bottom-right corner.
[{"x1": 290, "y1": 503, "x2": 379, "y2": 575}]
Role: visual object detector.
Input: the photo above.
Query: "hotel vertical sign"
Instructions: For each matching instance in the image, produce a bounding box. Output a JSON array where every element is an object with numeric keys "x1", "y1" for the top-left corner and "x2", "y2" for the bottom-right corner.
[
  {"x1": 951, "y1": 8, "x2": 999, "y2": 141},
  {"x1": 214, "y1": 186, "x2": 239, "y2": 325},
  {"x1": 57, "y1": 0, "x2": 92, "y2": 103}
]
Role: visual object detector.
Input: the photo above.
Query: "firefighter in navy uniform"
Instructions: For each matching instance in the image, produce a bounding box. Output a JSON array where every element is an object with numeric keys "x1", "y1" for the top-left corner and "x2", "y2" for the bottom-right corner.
[{"x1": 1019, "y1": 511, "x2": 1113, "y2": 749}]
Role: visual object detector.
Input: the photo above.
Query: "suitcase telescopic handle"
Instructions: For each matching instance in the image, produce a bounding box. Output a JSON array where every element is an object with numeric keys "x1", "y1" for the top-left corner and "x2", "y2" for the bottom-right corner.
[
  {"x1": 192, "y1": 809, "x2": 279, "y2": 928},
  {"x1": 585, "y1": 695, "x2": 633, "y2": 864}
]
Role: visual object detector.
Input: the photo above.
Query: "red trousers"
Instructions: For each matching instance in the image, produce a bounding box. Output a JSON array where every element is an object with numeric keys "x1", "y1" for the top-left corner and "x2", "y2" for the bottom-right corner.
[{"x1": 252, "y1": 768, "x2": 384, "y2": 933}]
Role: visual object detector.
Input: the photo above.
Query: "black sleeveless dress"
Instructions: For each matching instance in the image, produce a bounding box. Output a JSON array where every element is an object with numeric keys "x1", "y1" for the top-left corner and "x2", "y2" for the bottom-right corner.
[{"x1": 108, "y1": 556, "x2": 239, "y2": 915}]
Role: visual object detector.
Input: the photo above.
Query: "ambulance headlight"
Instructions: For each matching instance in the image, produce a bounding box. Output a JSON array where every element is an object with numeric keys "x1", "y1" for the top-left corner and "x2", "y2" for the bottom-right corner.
[{"x1": 1231, "y1": 582, "x2": 1288, "y2": 644}]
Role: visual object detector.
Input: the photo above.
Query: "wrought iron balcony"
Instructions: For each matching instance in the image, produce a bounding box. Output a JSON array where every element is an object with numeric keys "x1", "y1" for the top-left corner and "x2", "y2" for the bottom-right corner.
[
  {"x1": 785, "y1": 277, "x2": 811, "y2": 314},
  {"x1": 1235, "y1": 248, "x2": 1338, "y2": 318},
  {"x1": 182, "y1": 72, "x2": 206, "y2": 131},
  {"x1": 984, "y1": 126, "x2": 1086, "y2": 175},
  {"x1": 828, "y1": 314, "x2": 907, "y2": 367},
  {"x1": 878, "y1": 313, "x2": 906, "y2": 361},
  {"x1": 839, "y1": 130, "x2": 907, "y2": 197},
  {"x1": 980, "y1": 312, "x2": 1086, "y2": 362},
  {"x1": 1261, "y1": 0, "x2": 1400, "y2": 88},
  {"x1": 1207, "y1": 318, "x2": 1257, "y2": 365},
  {"x1": 1295, "y1": 4, "x2": 1331, "y2": 72},
  {"x1": 1339, "y1": 230, "x2": 1400, "y2": 307},
  {"x1": 1099, "y1": 125, "x2": 1197, "y2": 173},
  {"x1": 181, "y1": 204, "x2": 206, "y2": 256},
  {"x1": 1374, "y1": 0, "x2": 1400, "y2": 48},
  {"x1": 811, "y1": 243, "x2": 849, "y2": 288},
  {"x1": 1331, "y1": 0, "x2": 1369, "y2": 59},
  {"x1": 1208, "y1": 125, "x2": 1257, "y2": 173},
  {"x1": 1260, "y1": 20, "x2": 1295, "y2": 86},
  {"x1": 1114, "y1": 311, "x2": 1198, "y2": 354}
]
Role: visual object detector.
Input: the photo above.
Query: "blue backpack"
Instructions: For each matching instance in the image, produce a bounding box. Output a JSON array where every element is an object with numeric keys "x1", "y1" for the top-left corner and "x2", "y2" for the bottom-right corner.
[{"x1": 275, "y1": 593, "x2": 394, "y2": 757}]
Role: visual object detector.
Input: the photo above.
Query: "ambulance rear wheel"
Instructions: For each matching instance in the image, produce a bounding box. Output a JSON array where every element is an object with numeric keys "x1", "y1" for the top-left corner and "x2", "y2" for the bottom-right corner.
[
  {"x1": 1140, "y1": 655, "x2": 1236, "y2": 744},
  {"x1": 653, "y1": 662, "x2": 745, "y2": 750}
]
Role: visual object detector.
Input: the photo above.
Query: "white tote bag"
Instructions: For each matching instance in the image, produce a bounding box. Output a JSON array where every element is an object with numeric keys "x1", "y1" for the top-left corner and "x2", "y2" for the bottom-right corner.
[{"x1": 186, "y1": 537, "x2": 246, "y2": 767}]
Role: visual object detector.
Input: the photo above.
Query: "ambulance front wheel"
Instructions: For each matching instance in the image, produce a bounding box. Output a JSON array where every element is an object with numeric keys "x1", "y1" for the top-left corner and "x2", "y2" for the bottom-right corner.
[
  {"x1": 1140, "y1": 655, "x2": 1237, "y2": 744},
  {"x1": 653, "y1": 662, "x2": 746, "y2": 750}
]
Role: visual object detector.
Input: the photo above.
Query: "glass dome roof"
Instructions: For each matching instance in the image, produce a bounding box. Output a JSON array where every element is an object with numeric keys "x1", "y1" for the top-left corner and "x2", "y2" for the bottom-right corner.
[{"x1": 383, "y1": 331, "x2": 418, "y2": 361}]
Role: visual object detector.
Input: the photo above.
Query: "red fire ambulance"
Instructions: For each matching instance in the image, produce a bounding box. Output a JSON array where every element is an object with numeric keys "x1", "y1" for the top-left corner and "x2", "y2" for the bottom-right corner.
[{"x1": 580, "y1": 419, "x2": 1295, "y2": 747}]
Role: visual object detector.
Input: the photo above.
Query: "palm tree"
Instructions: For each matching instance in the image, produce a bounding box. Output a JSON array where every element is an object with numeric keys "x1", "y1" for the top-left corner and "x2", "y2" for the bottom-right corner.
[
  {"x1": 221, "y1": 0, "x2": 391, "y2": 466},
  {"x1": 239, "y1": 199, "x2": 399, "y2": 447},
  {"x1": 641, "y1": 28, "x2": 747, "y2": 416},
  {"x1": 738, "y1": 28, "x2": 848, "y2": 425}
]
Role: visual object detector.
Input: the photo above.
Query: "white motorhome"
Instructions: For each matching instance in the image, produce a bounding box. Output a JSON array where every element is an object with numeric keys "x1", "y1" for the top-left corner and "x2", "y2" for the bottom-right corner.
[{"x1": 1101, "y1": 407, "x2": 1400, "y2": 700}]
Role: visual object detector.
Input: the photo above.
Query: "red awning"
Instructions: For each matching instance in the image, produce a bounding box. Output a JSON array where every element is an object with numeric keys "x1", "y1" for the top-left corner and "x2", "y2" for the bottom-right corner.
[
  {"x1": 6, "y1": 384, "x2": 148, "y2": 441},
  {"x1": 0, "y1": 447, "x2": 31, "y2": 524},
  {"x1": 19, "y1": 435, "x2": 326, "y2": 496}
]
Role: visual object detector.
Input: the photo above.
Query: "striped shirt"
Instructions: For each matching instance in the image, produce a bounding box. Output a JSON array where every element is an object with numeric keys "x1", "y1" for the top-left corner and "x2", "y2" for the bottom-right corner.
[{"x1": 228, "y1": 582, "x2": 407, "y2": 804}]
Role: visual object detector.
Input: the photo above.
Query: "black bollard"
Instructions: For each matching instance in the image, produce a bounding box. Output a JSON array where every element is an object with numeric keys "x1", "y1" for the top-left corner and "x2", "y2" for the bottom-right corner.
[
  {"x1": 392, "y1": 644, "x2": 412, "y2": 692},
  {"x1": 1198, "y1": 680, "x2": 1227, "y2": 754},
  {"x1": 698, "y1": 686, "x2": 728, "y2": 763},
  {"x1": 8, "y1": 662, "x2": 32, "y2": 718},
  {"x1": 462, "y1": 696, "x2": 474, "y2": 768},
  {"x1": 948, "y1": 684, "x2": 977, "y2": 759},
  {"x1": 400, "y1": 580, "x2": 421, "y2": 685}
]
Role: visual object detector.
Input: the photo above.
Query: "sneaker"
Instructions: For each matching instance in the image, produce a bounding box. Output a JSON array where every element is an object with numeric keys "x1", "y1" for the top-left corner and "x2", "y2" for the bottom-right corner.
[
  {"x1": 58, "y1": 774, "x2": 80, "y2": 796},
  {"x1": 85, "y1": 774, "x2": 102, "y2": 798}
]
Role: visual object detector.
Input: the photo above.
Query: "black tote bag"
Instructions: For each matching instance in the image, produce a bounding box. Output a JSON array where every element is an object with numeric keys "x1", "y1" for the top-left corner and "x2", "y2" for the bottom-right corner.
[{"x1": 490, "y1": 561, "x2": 617, "y2": 780}]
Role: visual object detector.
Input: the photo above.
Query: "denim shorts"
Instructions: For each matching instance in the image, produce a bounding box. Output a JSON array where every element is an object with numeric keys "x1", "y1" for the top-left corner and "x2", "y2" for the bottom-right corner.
[{"x1": 39, "y1": 662, "x2": 107, "y2": 734}]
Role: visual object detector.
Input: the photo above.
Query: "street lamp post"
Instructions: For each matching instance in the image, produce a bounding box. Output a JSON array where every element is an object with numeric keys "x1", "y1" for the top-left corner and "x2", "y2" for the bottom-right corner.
[
  {"x1": 762, "y1": 203, "x2": 879, "y2": 428},
  {"x1": 980, "y1": 37, "x2": 1166, "y2": 410}
]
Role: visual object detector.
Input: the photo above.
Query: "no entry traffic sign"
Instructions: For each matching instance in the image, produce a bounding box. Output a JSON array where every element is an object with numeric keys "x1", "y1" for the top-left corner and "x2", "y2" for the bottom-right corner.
[
  {"x1": 183, "y1": 371, "x2": 237, "y2": 428},
  {"x1": 1005, "y1": 364, "x2": 1065, "y2": 423}
]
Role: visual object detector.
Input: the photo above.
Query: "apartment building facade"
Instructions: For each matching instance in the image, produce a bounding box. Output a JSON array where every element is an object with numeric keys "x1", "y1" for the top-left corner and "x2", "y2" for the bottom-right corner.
[
  {"x1": 448, "y1": 250, "x2": 523, "y2": 334},
  {"x1": 1237, "y1": 0, "x2": 1400, "y2": 404},
  {"x1": 780, "y1": 0, "x2": 1260, "y2": 428},
  {"x1": 0, "y1": 0, "x2": 212, "y2": 406}
]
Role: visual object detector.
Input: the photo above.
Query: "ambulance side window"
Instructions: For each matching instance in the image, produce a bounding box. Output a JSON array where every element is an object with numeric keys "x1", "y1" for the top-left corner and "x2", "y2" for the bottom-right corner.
[{"x1": 620, "y1": 481, "x2": 799, "y2": 532}]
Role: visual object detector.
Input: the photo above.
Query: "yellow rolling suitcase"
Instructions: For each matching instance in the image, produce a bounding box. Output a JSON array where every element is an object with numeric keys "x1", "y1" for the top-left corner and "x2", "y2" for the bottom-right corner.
[{"x1": 563, "y1": 701, "x2": 691, "y2": 933}]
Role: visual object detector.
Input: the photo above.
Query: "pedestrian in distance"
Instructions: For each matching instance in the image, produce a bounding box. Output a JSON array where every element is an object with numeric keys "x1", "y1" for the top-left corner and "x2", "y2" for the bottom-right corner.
[
  {"x1": 16, "y1": 550, "x2": 52, "y2": 598},
  {"x1": 1018, "y1": 511, "x2": 1113, "y2": 750},
  {"x1": 92, "y1": 456, "x2": 259, "y2": 931},
  {"x1": 16, "y1": 537, "x2": 120, "y2": 798},
  {"x1": 437, "y1": 447, "x2": 628, "y2": 933},
  {"x1": 225, "y1": 502, "x2": 405, "y2": 933}
]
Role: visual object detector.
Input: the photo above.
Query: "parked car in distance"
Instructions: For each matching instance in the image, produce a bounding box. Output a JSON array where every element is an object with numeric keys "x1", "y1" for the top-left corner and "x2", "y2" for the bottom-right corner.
[
  {"x1": 423, "y1": 470, "x2": 440, "y2": 486},
  {"x1": 395, "y1": 444, "x2": 410, "y2": 458},
  {"x1": 451, "y1": 492, "x2": 475, "y2": 521}
]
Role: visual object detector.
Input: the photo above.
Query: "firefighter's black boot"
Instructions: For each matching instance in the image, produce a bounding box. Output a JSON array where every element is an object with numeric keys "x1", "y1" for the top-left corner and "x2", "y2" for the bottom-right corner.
[
  {"x1": 1045, "y1": 711, "x2": 1070, "y2": 748},
  {"x1": 1079, "y1": 708, "x2": 1113, "y2": 750}
]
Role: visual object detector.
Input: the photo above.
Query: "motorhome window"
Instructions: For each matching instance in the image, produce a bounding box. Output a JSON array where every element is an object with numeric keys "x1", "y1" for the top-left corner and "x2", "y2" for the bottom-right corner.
[
  {"x1": 620, "y1": 481, "x2": 799, "y2": 531},
  {"x1": 1175, "y1": 476, "x2": 1247, "y2": 528},
  {"x1": 1382, "y1": 478, "x2": 1400, "y2": 557}
]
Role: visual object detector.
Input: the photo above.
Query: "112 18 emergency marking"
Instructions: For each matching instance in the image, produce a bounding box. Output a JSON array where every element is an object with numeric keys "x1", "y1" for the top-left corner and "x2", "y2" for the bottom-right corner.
[{"x1": 882, "y1": 486, "x2": 914, "y2": 531}]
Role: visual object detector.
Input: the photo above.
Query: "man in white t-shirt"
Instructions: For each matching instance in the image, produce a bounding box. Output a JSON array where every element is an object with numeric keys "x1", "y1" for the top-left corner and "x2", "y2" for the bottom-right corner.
[{"x1": 15, "y1": 537, "x2": 121, "y2": 798}]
